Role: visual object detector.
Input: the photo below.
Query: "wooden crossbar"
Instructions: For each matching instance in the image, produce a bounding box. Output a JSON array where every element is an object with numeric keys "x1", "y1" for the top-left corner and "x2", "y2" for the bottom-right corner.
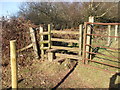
[
  {"x1": 56, "y1": 53, "x2": 81, "y2": 60},
  {"x1": 51, "y1": 30, "x2": 79, "y2": 35},
  {"x1": 51, "y1": 46, "x2": 80, "y2": 52},
  {"x1": 51, "y1": 38, "x2": 79, "y2": 43}
]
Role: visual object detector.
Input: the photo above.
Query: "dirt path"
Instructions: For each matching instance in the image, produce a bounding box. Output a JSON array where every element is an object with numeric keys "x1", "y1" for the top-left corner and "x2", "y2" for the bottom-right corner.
[
  {"x1": 2, "y1": 59, "x2": 92, "y2": 88},
  {"x1": 3, "y1": 58, "x2": 117, "y2": 89}
]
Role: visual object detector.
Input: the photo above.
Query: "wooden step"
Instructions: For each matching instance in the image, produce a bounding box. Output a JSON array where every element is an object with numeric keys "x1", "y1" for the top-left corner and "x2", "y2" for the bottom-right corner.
[{"x1": 54, "y1": 57, "x2": 66, "y2": 62}]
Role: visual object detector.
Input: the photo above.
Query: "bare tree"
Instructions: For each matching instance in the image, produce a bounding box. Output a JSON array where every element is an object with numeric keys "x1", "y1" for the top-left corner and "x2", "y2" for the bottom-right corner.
[{"x1": 18, "y1": 2, "x2": 119, "y2": 28}]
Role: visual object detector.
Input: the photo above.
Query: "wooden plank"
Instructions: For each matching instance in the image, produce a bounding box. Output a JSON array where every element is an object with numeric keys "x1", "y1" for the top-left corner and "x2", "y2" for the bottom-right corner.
[
  {"x1": 46, "y1": 48, "x2": 59, "y2": 52},
  {"x1": 115, "y1": 25, "x2": 118, "y2": 41},
  {"x1": 10, "y1": 40, "x2": 18, "y2": 89},
  {"x1": 51, "y1": 46, "x2": 80, "y2": 52},
  {"x1": 29, "y1": 27, "x2": 39, "y2": 59},
  {"x1": 48, "y1": 52, "x2": 53, "y2": 62},
  {"x1": 56, "y1": 53, "x2": 81, "y2": 60},
  {"x1": 39, "y1": 32, "x2": 49, "y2": 35},
  {"x1": 51, "y1": 38, "x2": 79, "y2": 43},
  {"x1": 39, "y1": 26, "x2": 44, "y2": 59},
  {"x1": 17, "y1": 43, "x2": 33, "y2": 52},
  {"x1": 48, "y1": 24, "x2": 51, "y2": 49},
  {"x1": 39, "y1": 40, "x2": 49, "y2": 44},
  {"x1": 107, "y1": 25, "x2": 111, "y2": 46},
  {"x1": 40, "y1": 47, "x2": 49, "y2": 50},
  {"x1": 51, "y1": 30, "x2": 79, "y2": 35},
  {"x1": 79, "y1": 24, "x2": 83, "y2": 56},
  {"x1": 86, "y1": 16, "x2": 94, "y2": 63},
  {"x1": 54, "y1": 57, "x2": 66, "y2": 62},
  {"x1": 82, "y1": 22, "x2": 88, "y2": 64}
]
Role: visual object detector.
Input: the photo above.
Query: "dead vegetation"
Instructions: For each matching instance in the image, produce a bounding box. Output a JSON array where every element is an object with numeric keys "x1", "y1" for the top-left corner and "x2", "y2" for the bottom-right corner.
[{"x1": 2, "y1": 18, "x2": 36, "y2": 67}]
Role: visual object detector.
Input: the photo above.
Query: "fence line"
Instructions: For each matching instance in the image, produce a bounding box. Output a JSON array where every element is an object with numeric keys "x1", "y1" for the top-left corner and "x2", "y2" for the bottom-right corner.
[
  {"x1": 13, "y1": 17, "x2": 120, "y2": 73},
  {"x1": 9, "y1": 17, "x2": 120, "y2": 89}
]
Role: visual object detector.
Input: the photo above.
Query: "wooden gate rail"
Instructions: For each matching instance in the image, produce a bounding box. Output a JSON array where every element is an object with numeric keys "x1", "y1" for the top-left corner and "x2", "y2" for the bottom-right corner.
[
  {"x1": 51, "y1": 30, "x2": 79, "y2": 35},
  {"x1": 39, "y1": 40, "x2": 50, "y2": 44},
  {"x1": 51, "y1": 38, "x2": 79, "y2": 43},
  {"x1": 56, "y1": 53, "x2": 81, "y2": 60},
  {"x1": 39, "y1": 32, "x2": 49, "y2": 35},
  {"x1": 51, "y1": 46, "x2": 80, "y2": 52}
]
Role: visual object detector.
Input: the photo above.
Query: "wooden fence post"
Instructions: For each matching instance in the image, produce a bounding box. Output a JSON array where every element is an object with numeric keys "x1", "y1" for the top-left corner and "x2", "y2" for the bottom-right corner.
[
  {"x1": 79, "y1": 24, "x2": 83, "y2": 57},
  {"x1": 86, "y1": 16, "x2": 94, "y2": 63},
  {"x1": 107, "y1": 25, "x2": 111, "y2": 46},
  {"x1": 29, "y1": 27, "x2": 39, "y2": 59},
  {"x1": 39, "y1": 25, "x2": 44, "y2": 59},
  {"x1": 115, "y1": 25, "x2": 118, "y2": 41},
  {"x1": 82, "y1": 22, "x2": 87, "y2": 64},
  {"x1": 10, "y1": 40, "x2": 17, "y2": 89},
  {"x1": 48, "y1": 24, "x2": 51, "y2": 49}
]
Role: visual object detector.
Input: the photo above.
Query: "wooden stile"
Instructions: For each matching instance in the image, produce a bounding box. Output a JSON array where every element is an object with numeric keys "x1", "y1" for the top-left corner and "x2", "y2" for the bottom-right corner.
[{"x1": 10, "y1": 40, "x2": 18, "y2": 89}]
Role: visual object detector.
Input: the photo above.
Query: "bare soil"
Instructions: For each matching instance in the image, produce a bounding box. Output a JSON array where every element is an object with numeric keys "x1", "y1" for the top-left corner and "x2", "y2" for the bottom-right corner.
[
  {"x1": 2, "y1": 57, "x2": 120, "y2": 89},
  {"x1": 2, "y1": 59, "x2": 92, "y2": 89}
]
